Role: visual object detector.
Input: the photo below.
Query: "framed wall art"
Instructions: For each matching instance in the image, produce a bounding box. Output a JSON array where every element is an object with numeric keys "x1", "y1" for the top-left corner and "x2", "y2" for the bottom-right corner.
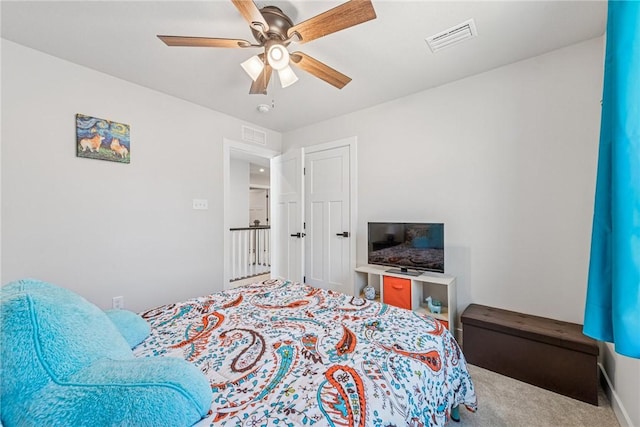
[{"x1": 76, "y1": 114, "x2": 130, "y2": 164}]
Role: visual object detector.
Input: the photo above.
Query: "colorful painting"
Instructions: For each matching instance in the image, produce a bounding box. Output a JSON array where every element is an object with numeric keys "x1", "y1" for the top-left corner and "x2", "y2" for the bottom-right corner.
[{"x1": 76, "y1": 114, "x2": 130, "y2": 163}]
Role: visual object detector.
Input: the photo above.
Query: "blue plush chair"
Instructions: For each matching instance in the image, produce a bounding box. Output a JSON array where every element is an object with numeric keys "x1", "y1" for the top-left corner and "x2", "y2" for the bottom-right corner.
[{"x1": 0, "y1": 279, "x2": 212, "y2": 426}]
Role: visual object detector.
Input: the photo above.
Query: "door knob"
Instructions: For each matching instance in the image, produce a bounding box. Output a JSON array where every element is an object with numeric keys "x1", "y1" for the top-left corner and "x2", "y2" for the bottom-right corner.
[{"x1": 336, "y1": 232, "x2": 349, "y2": 237}]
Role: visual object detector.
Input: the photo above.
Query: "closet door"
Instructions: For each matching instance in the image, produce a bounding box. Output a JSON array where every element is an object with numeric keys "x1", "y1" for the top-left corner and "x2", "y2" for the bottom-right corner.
[{"x1": 304, "y1": 145, "x2": 351, "y2": 294}]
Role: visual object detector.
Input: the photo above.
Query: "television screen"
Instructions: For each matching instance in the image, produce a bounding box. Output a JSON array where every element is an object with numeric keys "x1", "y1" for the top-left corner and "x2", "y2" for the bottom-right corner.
[{"x1": 368, "y1": 222, "x2": 444, "y2": 274}]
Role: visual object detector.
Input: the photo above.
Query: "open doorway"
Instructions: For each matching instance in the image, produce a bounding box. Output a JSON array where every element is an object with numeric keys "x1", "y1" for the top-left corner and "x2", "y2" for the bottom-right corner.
[
  {"x1": 223, "y1": 139, "x2": 279, "y2": 289},
  {"x1": 249, "y1": 162, "x2": 270, "y2": 228}
]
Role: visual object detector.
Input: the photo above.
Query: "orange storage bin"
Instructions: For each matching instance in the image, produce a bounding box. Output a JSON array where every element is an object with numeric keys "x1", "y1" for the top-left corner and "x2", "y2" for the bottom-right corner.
[
  {"x1": 383, "y1": 276, "x2": 412, "y2": 310},
  {"x1": 438, "y1": 320, "x2": 449, "y2": 329}
]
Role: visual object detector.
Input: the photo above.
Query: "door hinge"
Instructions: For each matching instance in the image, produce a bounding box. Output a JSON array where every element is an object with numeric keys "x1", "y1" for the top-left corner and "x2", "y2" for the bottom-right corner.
[
  {"x1": 304, "y1": 222, "x2": 306, "y2": 229},
  {"x1": 303, "y1": 167, "x2": 306, "y2": 175},
  {"x1": 303, "y1": 276, "x2": 306, "y2": 283}
]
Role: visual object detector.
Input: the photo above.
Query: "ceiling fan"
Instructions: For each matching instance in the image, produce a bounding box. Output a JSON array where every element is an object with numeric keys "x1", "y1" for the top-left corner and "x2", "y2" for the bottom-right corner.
[{"x1": 157, "y1": 0, "x2": 377, "y2": 95}]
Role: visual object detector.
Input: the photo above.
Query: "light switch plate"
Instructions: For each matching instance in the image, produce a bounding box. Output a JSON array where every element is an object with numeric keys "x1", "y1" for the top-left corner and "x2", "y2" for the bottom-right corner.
[
  {"x1": 112, "y1": 296, "x2": 124, "y2": 309},
  {"x1": 193, "y1": 199, "x2": 208, "y2": 210}
]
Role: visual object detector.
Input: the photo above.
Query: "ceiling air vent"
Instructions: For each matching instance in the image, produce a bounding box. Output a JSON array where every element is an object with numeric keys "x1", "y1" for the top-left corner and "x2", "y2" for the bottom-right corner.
[
  {"x1": 242, "y1": 125, "x2": 267, "y2": 145},
  {"x1": 425, "y1": 19, "x2": 478, "y2": 53}
]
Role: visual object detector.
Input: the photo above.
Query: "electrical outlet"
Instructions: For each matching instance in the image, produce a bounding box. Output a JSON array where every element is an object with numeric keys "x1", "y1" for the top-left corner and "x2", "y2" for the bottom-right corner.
[
  {"x1": 112, "y1": 296, "x2": 124, "y2": 309},
  {"x1": 192, "y1": 199, "x2": 208, "y2": 210}
]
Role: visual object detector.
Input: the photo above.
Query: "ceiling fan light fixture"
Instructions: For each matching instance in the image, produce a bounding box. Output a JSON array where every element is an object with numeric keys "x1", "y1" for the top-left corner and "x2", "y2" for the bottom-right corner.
[
  {"x1": 267, "y1": 44, "x2": 290, "y2": 71},
  {"x1": 277, "y1": 65, "x2": 298, "y2": 88},
  {"x1": 241, "y1": 55, "x2": 265, "y2": 81}
]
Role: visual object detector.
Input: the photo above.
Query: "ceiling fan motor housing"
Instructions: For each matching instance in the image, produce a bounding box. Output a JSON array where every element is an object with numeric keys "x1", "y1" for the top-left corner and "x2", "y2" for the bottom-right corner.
[{"x1": 251, "y1": 6, "x2": 294, "y2": 45}]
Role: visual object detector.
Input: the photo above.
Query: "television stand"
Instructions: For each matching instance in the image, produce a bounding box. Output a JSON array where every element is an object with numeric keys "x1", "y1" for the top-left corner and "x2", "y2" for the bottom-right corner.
[
  {"x1": 355, "y1": 264, "x2": 457, "y2": 334},
  {"x1": 385, "y1": 268, "x2": 422, "y2": 277}
]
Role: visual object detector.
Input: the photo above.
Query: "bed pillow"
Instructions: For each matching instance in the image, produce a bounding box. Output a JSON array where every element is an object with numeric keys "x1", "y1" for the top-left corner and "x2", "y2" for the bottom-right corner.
[
  {"x1": 1, "y1": 279, "x2": 212, "y2": 426},
  {"x1": 105, "y1": 308, "x2": 151, "y2": 348}
]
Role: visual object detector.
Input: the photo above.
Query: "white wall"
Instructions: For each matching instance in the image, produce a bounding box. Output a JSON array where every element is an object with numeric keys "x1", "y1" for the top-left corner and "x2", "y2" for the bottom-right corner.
[
  {"x1": 1, "y1": 40, "x2": 281, "y2": 312},
  {"x1": 602, "y1": 344, "x2": 640, "y2": 427},
  {"x1": 250, "y1": 171, "x2": 270, "y2": 187},
  {"x1": 284, "y1": 36, "x2": 603, "y2": 326},
  {"x1": 229, "y1": 159, "x2": 250, "y2": 228}
]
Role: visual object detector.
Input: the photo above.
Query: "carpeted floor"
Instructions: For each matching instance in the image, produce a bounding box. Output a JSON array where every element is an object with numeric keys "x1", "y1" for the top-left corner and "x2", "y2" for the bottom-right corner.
[{"x1": 457, "y1": 365, "x2": 620, "y2": 427}]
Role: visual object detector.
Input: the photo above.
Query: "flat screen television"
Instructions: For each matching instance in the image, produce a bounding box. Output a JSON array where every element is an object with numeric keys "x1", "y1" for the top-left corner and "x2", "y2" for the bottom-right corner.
[{"x1": 368, "y1": 222, "x2": 444, "y2": 275}]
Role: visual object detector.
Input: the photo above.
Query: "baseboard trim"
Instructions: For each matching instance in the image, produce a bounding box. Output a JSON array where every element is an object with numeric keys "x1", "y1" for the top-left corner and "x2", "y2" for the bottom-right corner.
[{"x1": 598, "y1": 362, "x2": 634, "y2": 427}]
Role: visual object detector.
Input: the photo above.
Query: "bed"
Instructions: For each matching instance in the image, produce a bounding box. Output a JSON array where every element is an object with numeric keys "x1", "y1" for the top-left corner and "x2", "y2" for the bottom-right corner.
[{"x1": 134, "y1": 279, "x2": 477, "y2": 426}]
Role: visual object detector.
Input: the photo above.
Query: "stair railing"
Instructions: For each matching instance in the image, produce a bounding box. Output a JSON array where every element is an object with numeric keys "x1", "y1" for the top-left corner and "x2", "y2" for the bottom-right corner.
[{"x1": 229, "y1": 226, "x2": 271, "y2": 281}]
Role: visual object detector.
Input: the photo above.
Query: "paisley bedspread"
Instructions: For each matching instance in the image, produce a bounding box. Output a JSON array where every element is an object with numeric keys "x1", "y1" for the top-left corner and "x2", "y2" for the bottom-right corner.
[{"x1": 133, "y1": 279, "x2": 477, "y2": 426}]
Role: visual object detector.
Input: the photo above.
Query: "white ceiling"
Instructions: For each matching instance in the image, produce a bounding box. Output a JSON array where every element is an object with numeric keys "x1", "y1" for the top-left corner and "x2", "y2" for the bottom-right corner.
[{"x1": 1, "y1": 1, "x2": 606, "y2": 133}]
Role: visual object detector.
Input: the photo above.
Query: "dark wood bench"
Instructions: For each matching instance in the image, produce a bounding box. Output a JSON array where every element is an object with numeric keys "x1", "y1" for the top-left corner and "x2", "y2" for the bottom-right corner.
[{"x1": 461, "y1": 303, "x2": 599, "y2": 405}]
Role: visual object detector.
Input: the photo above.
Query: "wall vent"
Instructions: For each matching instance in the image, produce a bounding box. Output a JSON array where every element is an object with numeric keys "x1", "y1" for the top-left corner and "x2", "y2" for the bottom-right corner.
[
  {"x1": 425, "y1": 19, "x2": 477, "y2": 53},
  {"x1": 242, "y1": 125, "x2": 267, "y2": 145}
]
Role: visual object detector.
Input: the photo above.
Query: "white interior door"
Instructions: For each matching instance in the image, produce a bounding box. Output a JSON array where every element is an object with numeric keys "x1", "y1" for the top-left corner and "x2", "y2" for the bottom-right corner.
[
  {"x1": 304, "y1": 145, "x2": 351, "y2": 294},
  {"x1": 249, "y1": 188, "x2": 268, "y2": 226},
  {"x1": 270, "y1": 149, "x2": 304, "y2": 283}
]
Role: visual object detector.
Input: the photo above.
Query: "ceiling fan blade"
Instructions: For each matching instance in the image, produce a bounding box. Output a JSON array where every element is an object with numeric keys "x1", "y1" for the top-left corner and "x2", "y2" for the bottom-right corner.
[
  {"x1": 290, "y1": 52, "x2": 351, "y2": 89},
  {"x1": 231, "y1": 0, "x2": 269, "y2": 31},
  {"x1": 157, "y1": 35, "x2": 251, "y2": 48},
  {"x1": 287, "y1": 0, "x2": 376, "y2": 44},
  {"x1": 250, "y1": 63, "x2": 273, "y2": 94}
]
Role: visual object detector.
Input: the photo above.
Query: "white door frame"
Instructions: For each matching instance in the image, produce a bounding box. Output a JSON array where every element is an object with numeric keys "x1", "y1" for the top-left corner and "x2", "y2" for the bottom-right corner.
[
  {"x1": 304, "y1": 136, "x2": 358, "y2": 294},
  {"x1": 223, "y1": 138, "x2": 279, "y2": 289}
]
